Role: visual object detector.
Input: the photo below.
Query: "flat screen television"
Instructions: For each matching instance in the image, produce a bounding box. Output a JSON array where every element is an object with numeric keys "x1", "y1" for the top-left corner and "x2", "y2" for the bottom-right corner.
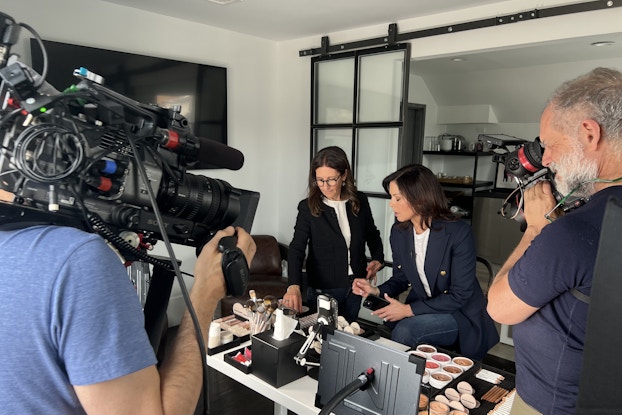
[
  {"x1": 315, "y1": 327, "x2": 424, "y2": 415},
  {"x1": 29, "y1": 39, "x2": 227, "y2": 153}
]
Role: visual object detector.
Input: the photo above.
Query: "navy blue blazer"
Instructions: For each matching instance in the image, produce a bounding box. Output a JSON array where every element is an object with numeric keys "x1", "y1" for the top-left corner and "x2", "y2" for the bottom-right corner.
[
  {"x1": 288, "y1": 191, "x2": 384, "y2": 290},
  {"x1": 379, "y1": 219, "x2": 499, "y2": 360}
]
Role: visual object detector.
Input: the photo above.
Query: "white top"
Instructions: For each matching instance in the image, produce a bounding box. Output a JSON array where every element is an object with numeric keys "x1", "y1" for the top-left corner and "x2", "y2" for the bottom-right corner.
[
  {"x1": 323, "y1": 198, "x2": 354, "y2": 276},
  {"x1": 413, "y1": 228, "x2": 431, "y2": 297}
]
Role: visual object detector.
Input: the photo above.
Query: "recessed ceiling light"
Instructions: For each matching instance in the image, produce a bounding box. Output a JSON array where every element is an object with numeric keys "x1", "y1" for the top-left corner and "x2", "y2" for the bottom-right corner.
[
  {"x1": 205, "y1": 0, "x2": 242, "y2": 4},
  {"x1": 590, "y1": 41, "x2": 615, "y2": 47},
  {"x1": 451, "y1": 58, "x2": 466, "y2": 62}
]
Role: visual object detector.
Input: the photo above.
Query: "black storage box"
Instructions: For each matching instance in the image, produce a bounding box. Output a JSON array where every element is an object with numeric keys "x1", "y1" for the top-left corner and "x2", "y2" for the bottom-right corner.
[
  {"x1": 224, "y1": 347, "x2": 253, "y2": 374},
  {"x1": 251, "y1": 329, "x2": 307, "y2": 388}
]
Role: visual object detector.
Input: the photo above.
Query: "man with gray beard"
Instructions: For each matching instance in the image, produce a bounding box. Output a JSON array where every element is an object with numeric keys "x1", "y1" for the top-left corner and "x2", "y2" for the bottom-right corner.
[{"x1": 487, "y1": 67, "x2": 622, "y2": 415}]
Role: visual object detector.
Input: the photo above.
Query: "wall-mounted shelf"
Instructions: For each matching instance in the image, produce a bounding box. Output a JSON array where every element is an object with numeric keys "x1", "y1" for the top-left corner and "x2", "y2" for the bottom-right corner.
[{"x1": 422, "y1": 150, "x2": 496, "y2": 220}]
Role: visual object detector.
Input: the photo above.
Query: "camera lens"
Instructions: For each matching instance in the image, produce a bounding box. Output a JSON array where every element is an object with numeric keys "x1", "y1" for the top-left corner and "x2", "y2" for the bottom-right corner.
[
  {"x1": 505, "y1": 137, "x2": 544, "y2": 179},
  {"x1": 159, "y1": 173, "x2": 240, "y2": 229}
]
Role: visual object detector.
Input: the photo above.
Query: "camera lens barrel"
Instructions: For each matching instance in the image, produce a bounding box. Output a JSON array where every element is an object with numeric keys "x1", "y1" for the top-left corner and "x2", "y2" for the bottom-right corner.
[
  {"x1": 159, "y1": 173, "x2": 240, "y2": 230},
  {"x1": 505, "y1": 138, "x2": 544, "y2": 179}
]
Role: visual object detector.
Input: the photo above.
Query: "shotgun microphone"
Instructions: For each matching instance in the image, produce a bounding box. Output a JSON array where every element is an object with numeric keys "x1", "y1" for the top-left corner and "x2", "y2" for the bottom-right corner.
[
  {"x1": 196, "y1": 136, "x2": 244, "y2": 170},
  {"x1": 159, "y1": 128, "x2": 244, "y2": 171}
]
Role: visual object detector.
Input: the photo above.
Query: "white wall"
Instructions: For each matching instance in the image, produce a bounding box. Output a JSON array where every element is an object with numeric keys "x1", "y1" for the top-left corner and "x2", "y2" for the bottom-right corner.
[
  {"x1": 2, "y1": 0, "x2": 280, "y2": 324},
  {"x1": 4, "y1": 0, "x2": 622, "y2": 323},
  {"x1": 276, "y1": 0, "x2": 622, "y2": 243}
]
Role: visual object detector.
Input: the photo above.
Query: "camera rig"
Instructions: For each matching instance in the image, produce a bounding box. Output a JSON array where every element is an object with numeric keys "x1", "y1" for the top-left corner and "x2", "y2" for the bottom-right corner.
[
  {"x1": 0, "y1": 13, "x2": 258, "y2": 271},
  {"x1": 480, "y1": 134, "x2": 585, "y2": 222}
]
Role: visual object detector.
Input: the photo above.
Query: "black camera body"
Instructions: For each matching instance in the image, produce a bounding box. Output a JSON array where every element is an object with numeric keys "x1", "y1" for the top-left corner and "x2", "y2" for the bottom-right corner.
[
  {"x1": 0, "y1": 64, "x2": 249, "y2": 251},
  {"x1": 0, "y1": 6, "x2": 261, "y2": 275}
]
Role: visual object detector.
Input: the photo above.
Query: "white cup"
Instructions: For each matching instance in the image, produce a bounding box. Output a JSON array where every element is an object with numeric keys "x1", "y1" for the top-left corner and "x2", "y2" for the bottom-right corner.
[{"x1": 440, "y1": 139, "x2": 453, "y2": 151}]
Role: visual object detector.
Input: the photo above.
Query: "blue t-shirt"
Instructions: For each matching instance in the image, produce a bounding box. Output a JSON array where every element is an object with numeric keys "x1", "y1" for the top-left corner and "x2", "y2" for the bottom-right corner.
[
  {"x1": 0, "y1": 225, "x2": 157, "y2": 414},
  {"x1": 509, "y1": 187, "x2": 622, "y2": 415}
]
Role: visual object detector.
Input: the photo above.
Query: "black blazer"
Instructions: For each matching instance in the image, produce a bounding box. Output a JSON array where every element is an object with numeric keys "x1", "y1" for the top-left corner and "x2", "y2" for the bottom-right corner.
[
  {"x1": 288, "y1": 191, "x2": 384, "y2": 290},
  {"x1": 380, "y1": 219, "x2": 499, "y2": 360}
]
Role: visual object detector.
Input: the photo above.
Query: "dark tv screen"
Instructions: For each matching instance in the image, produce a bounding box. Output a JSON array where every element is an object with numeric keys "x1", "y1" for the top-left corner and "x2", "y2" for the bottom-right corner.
[{"x1": 30, "y1": 39, "x2": 227, "y2": 147}]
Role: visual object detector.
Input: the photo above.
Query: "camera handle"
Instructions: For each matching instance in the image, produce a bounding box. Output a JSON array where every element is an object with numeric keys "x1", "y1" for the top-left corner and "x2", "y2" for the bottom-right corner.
[{"x1": 218, "y1": 235, "x2": 249, "y2": 297}]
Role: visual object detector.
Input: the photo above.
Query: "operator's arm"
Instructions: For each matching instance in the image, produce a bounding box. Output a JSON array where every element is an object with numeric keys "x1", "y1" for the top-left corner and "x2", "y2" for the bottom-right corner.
[
  {"x1": 487, "y1": 181, "x2": 556, "y2": 325},
  {"x1": 75, "y1": 227, "x2": 256, "y2": 415}
]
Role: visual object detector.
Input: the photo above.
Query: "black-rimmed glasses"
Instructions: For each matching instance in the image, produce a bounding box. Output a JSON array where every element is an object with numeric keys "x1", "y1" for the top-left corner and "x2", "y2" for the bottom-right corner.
[{"x1": 315, "y1": 176, "x2": 341, "y2": 187}]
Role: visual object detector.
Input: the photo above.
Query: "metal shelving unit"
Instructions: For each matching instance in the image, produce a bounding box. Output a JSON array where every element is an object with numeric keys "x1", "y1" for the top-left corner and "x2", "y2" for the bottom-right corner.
[{"x1": 422, "y1": 150, "x2": 496, "y2": 219}]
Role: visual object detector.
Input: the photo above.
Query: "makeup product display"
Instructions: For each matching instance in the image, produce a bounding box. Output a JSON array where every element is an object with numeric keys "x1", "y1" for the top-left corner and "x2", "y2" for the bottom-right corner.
[
  {"x1": 224, "y1": 346, "x2": 253, "y2": 374},
  {"x1": 245, "y1": 291, "x2": 279, "y2": 335},
  {"x1": 413, "y1": 346, "x2": 515, "y2": 415}
]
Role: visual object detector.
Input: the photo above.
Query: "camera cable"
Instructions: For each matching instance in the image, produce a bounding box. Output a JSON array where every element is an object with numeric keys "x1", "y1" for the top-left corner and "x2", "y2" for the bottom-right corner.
[
  {"x1": 125, "y1": 132, "x2": 211, "y2": 415},
  {"x1": 318, "y1": 368, "x2": 375, "y2": 415}
]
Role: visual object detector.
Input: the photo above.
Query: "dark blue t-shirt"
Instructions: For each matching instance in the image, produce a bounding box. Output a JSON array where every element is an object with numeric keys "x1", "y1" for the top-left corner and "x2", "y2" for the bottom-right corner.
[{"x1": 509, "y1": 186, "x2": 622, "y2": 415}]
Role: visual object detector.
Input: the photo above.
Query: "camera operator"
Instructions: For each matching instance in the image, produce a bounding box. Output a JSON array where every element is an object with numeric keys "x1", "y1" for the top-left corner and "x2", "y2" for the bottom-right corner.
[
  {"x1": 487, "y1": 67, "x2": 622, "y2": 415},
  {"x1": 0, "y1": 221, "x2": 255, "y2": 415}
]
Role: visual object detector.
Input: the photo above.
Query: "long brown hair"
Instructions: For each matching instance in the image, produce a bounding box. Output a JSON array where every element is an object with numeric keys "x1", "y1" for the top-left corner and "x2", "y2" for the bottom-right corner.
[
  {"x1": 307, "y1": 146, "x2": 359, "y2": 217},
  {"x1": 382, "y1": 164, "x2": 457, "y2": 230}
]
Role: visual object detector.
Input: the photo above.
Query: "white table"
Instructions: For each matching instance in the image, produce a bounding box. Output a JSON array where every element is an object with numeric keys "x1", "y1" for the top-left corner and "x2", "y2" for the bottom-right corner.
[{"x1": 206, "y1": 341, "x2": 322, "y2": 415}]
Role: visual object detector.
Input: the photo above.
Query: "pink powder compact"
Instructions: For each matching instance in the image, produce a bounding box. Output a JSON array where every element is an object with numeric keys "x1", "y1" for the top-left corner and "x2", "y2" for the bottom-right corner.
[{"x1": 431, "y1": 352, "x2": 452, "y2": 366}]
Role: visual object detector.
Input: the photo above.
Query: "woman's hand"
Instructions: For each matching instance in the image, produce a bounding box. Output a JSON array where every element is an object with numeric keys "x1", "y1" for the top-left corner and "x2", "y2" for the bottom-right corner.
[
  {"x1": 365, "y1": 260, "x2": 382, "y2": 285},
  {"x1": 351, "y1": 278, "x2": 379, "y2": 297},
  {"x1": 282, "y1": 285, "x2": 303, "y2": 313},
  {"x1": 371, "y1": 293, "x2": 414, "y2": 322}
]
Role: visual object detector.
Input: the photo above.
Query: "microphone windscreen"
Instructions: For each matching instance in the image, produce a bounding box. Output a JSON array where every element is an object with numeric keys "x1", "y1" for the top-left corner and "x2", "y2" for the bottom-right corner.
[{"x1": 195, "y1": 137, "x2": 244, "y2": 170}]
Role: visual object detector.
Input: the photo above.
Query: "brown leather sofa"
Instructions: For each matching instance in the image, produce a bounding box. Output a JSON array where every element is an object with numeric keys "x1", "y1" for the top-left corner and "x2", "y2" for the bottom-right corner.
[{"x1": 219, "y1": 234, "x2": 290, "y2": 317}]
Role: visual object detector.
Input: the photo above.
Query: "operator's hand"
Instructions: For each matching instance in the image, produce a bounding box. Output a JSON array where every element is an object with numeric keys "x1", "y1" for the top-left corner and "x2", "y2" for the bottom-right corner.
[
  {"x1": 282, "y1": 285, "x2": 303, "y2": 313},
  {"x1": 523, "y1": 181, "x2": 558, "y2": 232},
  {"x1": 194, "y1": 226, "x2": 256, "y2": 301},
  {"x1": 234, "y1": 227, "x2": 256, "y2": 264},
  {"x1": 371, "y1": 293, "x2": 414, "y2": 322},
  {"x1": 352, "y1": 278, "x2": 379, "y2": 297},
  {"x1": 365, "y1": 260, "x2": 382, "y2": 285}
]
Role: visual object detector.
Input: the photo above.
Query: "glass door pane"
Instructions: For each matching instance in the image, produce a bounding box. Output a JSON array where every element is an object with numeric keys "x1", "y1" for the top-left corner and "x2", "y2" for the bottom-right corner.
[
  {"x1": 358, "y1": 50, "x2": 407, "y2": 123},
  {"x1": 354, "y1": 128, "x2": 400, "y2": 193},
  {"x1": 314, "y1": 58, "x2": 354, "y2": 124},
  {"x1": 367, "y1": 196, "x2": 393, "y2": 263},
  {"x1": 315, "y1": 129, "x2": 353, "y2": 159}
]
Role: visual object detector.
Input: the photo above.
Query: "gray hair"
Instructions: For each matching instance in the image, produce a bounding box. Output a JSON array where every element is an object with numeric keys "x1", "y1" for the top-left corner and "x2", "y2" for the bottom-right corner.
[{"x1": 547, "y1": 68, "x2": 622, "y2": 154}]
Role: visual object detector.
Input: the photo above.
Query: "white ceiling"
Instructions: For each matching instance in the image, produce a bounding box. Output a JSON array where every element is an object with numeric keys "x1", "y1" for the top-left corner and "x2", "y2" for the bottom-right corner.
[
  {"x1": 100, "y1": 0, "x2": 501, "y2": 41},
  {"x1": 101, "y1": 0, "x2": 622, "y2": 72},
  {"x1": 98, "y1": 0, "x2": 622, "y2": 124}
]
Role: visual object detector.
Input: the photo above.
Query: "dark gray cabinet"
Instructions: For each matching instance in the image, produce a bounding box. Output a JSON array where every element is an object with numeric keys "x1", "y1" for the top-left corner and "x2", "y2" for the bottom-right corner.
[{"x1": 471, "y1": 193, "x2": 524, "y2": 265}]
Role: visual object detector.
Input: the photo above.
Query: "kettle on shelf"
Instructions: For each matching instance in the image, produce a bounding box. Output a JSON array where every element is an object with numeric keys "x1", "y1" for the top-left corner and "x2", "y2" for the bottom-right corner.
[{"x1": 438, "y1": 134, "x2": 466, "y2": 151}]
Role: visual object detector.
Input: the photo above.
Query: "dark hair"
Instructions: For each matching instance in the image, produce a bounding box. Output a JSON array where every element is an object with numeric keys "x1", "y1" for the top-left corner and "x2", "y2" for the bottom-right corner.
[
  {"x1": 382, "y1": 164, "x2": 456, "y2": 230},
  {"x1": 307, "y1": 146, "x2": 359, "y2": 217}
]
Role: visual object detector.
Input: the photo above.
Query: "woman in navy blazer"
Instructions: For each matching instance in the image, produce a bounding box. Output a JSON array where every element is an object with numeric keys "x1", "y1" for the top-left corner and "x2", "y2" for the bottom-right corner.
[
  {"x1": 353, "y1": 164, "x2": 498, "y2": 360},
  {"x1": 284, "y1": 147, "x2": 384, "y2": 323}
]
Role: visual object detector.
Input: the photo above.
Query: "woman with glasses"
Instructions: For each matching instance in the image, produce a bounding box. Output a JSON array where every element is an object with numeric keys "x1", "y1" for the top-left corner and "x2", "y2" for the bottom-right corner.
[
  {"x1": 283, "y1": 146, "x2": 384, "y2": 323},
  {"x1": 351, "y1": 164, "x2": 498, "y2": 360}
]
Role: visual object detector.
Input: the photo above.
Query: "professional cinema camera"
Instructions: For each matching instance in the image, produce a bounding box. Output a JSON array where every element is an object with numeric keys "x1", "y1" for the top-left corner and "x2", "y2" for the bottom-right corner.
[
  {"x1": 480, "y1": 134, "x2": 585, "y2": 223},
  {"x1": 0, "y1": 13, "x2": 258, "y2": 289}
]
